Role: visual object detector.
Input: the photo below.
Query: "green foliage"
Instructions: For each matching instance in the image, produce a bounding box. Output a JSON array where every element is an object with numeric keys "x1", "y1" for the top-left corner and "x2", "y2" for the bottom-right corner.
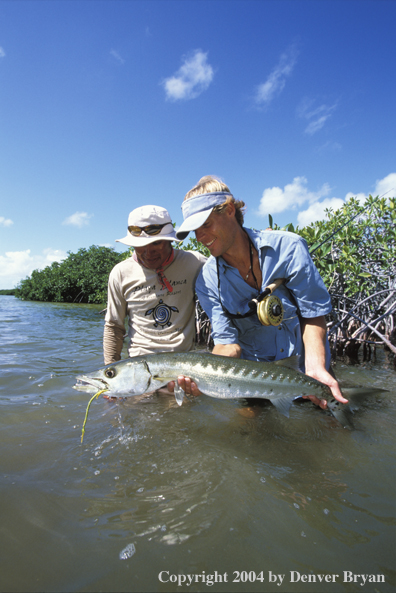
[
  {"x1": 120, "y1": 247, "x2": 134, "y2": 260},
  {"x1": 15, "y1": 246, "x2": 127, "y2": 304},
  {"x1": 267, "y1": 213, "x2": 295, "y2": 233},
  {"x1": 0, "y1": 289, "x2": 16, "y2": 295},
  {"x1": 15, "y1": 194, "x2": 395, "y2": 310},
  {"x1": 294, "y1": 195, "x2": 396, "y2": 298},
  {"x1": 268, "y1": 195, "x2": 396, "y2": 354},
  {"x1": 176, "y1": 236, "x2": 211, "y2": 258},
  {"x1": 175, "y1": 194, "x2": 396, "y2": 301}
]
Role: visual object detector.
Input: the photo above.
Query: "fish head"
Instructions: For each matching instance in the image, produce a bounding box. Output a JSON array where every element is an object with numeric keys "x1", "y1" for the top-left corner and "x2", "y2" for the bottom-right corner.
[{"x1": 73, "y1": 358, "x2": 152, "y2": 396}]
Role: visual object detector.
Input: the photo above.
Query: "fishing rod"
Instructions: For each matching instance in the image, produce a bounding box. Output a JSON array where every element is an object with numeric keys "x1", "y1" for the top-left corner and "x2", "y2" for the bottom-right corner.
[
  {"x1": 309, "y1": 188, "x2": 394, "y2": 254},
  {"x1": 248, "y1": 188, "x2": 394, "y2": 324}
]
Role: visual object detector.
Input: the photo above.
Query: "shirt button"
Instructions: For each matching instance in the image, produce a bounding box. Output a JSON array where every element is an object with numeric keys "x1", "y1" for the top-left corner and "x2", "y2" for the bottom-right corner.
[
  {"x1": 278, "y1": 325, "x2": 282, "y2": 330},
  {"x1": 280, "y1": 348, "x2": 284, "y2": 353}
]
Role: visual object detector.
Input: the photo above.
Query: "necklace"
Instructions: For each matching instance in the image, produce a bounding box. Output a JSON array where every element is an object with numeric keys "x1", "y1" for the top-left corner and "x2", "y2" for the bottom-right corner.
[
  {"x1": 245, "y1": 238, "x2": 259, "y2": 289},
  {"x1": 215, "y1": 234, "x2": 260, "y2": 320},
  {"x1": 245, "y1": 249, "x2": 252, "y2": 280}
]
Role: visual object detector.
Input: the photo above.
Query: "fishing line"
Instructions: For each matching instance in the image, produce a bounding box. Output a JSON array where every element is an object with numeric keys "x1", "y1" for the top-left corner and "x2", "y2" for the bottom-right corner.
[
  {"x1": 81, "y1": 389, "x2": 108, "y2": 443},
  {"x1": 309, "y1": 189, "x2": 394, "y2": 254}
]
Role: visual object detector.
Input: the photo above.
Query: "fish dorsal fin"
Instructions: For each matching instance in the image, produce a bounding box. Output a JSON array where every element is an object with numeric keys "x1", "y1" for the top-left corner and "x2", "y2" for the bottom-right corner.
[
  {"x1": 274, "y1": 355, "x2": 301, "y2": 373},
  {"x1": 271, "y1": 396, "x2": 294, "y2": 417}
]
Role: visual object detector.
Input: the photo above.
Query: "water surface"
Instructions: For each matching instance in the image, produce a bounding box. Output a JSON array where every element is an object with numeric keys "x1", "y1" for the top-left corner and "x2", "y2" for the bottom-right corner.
[{"x1": 0, "y1": 296, "x2": 395, "y2": 592}]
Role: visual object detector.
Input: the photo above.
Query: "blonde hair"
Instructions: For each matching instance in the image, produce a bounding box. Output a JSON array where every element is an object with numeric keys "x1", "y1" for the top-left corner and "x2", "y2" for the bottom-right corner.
[{"x1": 184, "y1": 175, "x2": 246, "y2": 226}]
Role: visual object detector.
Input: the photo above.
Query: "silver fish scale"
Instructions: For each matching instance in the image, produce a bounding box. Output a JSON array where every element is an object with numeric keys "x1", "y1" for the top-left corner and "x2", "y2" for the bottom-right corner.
[
  {"x1": 147, "y1": 352, "x2": 326, "y2": 401},
  {"x1": 75, "y1": 351, "x2": 384, "y2": 425}
]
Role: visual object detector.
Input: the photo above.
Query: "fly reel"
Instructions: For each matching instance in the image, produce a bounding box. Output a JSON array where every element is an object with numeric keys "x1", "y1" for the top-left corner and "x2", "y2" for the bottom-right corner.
[{"x1": 256, "y1": 294, "x2": 283, "y2": 326}]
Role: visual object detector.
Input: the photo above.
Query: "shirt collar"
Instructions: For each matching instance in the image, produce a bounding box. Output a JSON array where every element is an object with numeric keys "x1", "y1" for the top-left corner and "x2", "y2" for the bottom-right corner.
[{"x1": 217, "y1": 227, "x2": 271, "y2": 271}]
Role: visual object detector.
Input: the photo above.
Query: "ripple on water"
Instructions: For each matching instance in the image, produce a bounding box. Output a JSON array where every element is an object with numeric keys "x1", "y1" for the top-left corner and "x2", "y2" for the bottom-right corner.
[
  {"x1": 77, "y1": 399, "x2": 234, "y2": 545},
  {"x1": 1, "y1": 298, "x2": 396, "y2": 591}
]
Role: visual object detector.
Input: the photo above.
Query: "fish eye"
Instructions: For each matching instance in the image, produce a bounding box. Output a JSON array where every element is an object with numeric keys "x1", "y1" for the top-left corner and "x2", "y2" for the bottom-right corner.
[{"x1": 105, "y1": 368, "x2": 116, "y2": 379}]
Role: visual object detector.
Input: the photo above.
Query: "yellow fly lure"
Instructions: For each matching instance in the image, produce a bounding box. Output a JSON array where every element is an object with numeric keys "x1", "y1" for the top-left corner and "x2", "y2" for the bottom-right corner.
[{"x1": 80, "y1": 389, "x2": 108, "y2": 443}]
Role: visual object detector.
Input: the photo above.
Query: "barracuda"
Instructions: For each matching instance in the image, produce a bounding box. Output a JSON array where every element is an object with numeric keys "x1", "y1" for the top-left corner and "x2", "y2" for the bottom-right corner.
[{"x1": 74, "y1": 352, "x2": 383, "y2": 421}]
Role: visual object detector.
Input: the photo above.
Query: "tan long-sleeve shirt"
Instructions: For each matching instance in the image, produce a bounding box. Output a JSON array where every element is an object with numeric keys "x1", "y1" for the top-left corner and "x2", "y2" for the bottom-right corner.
[{"x1": 103, "y1": 249, "x2": 206, "y2": 364}]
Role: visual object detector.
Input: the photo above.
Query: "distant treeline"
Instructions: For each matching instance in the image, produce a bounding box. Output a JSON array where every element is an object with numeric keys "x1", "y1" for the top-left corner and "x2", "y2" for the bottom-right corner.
[
  {"x1": 15, "y1": 245, "x2": 129, "y2": 304},
  {"x1": 14, "y1": 195, "x2": 395, "y2": 359},
  {"x1": 0, "y1": 289, "x2": 16, "y2": 295}
]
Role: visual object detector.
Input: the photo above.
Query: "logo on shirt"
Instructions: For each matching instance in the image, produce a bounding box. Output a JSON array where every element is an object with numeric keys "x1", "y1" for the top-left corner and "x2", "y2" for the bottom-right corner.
[{"x1": 145, "y1": 299, "x2": 179, "y2": 328}]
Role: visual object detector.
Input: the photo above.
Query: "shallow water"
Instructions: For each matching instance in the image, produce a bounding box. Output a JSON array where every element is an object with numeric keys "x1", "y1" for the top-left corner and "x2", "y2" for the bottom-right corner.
[{"x1": 0, "y1": 296, "x2": 395, "y2": 593}]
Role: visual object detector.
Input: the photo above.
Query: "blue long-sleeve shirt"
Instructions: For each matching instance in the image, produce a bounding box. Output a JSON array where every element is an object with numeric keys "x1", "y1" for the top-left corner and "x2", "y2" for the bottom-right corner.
[{"x1": 195, "y1": 228, "x2": 332, "y2": 370}]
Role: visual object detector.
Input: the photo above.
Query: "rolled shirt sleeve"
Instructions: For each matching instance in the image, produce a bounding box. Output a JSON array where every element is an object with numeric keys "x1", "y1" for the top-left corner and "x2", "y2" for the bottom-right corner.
[
  {"x1": 278, "y1": 232, "x2": 332, "y2": 318},
  {"x1": 195, "y1": 228, "x2": 332, "y2": 364},
  {"x1": 103, "y1": 265, "x2": 128, "y2": 363}
]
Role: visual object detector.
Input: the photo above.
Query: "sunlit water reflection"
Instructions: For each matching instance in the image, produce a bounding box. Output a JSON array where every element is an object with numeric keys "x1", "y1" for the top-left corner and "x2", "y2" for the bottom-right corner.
[{"x1": 0, "y1": 296, "x2": 395, "y2": 592}]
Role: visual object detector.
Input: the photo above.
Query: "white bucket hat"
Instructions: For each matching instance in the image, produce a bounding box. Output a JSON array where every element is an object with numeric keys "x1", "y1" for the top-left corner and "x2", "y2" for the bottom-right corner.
[{"x1": 116, "y1": 205, "x2": 179, "y2": 247}]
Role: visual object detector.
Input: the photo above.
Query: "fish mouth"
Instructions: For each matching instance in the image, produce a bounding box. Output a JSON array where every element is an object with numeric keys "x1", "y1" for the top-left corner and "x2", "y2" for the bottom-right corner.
[{"x1": 73, "y1": 375, "x2": 108, "y2": 393}]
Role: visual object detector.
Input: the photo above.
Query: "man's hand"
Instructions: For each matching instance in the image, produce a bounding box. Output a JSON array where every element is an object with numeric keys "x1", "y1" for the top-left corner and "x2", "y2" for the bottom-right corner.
[
  {"x1": 301, "y1": 316, "x2": 348, "y2": 408},
  {"x1": 303, "y1": 367, "x2": 348, "y2": 409},
  {"x1": 167, "y1": 376, "x2": 201, "y2": 397},
  {"x1": 212, "y1": 343, "x2": 242, "y2": 358}
]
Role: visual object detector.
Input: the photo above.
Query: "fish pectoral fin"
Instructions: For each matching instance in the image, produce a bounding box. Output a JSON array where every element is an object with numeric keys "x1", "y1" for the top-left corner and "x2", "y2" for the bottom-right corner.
[
  {"x1": 327, "y1": 399, "x2": 354, "y2": 429},
  {"x1": 271, "y1": 396, "x2": 294, "y2": 417},
  {"x1": 153, "y1": 375, "x2": 175, "y2": 383},
  {"x1": 174, "y1": 383, "x2": 185, "y2": 407},
  {"x1": 152, "y1": 374, "x2": 175, "y2": 388}
]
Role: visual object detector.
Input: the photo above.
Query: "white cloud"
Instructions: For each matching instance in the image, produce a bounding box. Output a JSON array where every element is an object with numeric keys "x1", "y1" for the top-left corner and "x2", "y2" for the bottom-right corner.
[
  {"x1": 297, "y1": 197, "x2": 345, "y2": 227},
  {"x1": 343, "y1": 173, "x2": 396, "y2": 205},
  {"x1": 316, "y1": 141, "x2": 342, "y2": 153},
  {"x1": 0, "y1": 248, "x2": 67, "y2": 289},
  {"x1": 62, "y1": 211, "x2": 93, "y2": 227},
  {"x1": 374, "y1": 172, "x2": 396, "y2": 199},
  {"x1": 254, "y1": 45, "x2": 298, "y2": 107},
  {"x1": 0, "y1": 47, "x2": 5, "y2": 58},
  {"x1": 297, "y1": 97, "x2": 338, "y2": 135},
  {"x1": 0, "y1": 216, "x2": 13, "y2": 227},
  {"x1": 258, "y1": 173, "x2": 396, "y2": 227},
  {"x1": 110, "y1": 49, "x2": 125, "y2": 65},
  {"x1": 162, "y1": 50, "x2": 214, "y2": 101},
  {"x1": 258, "y1": 176, "x2": 330, "y2": 215}
]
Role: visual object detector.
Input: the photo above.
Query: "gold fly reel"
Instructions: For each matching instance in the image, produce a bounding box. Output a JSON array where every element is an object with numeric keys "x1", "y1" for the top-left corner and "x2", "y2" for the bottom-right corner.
[{"x1": 257, "y1": 294, "x2": 283, "y2": 326}]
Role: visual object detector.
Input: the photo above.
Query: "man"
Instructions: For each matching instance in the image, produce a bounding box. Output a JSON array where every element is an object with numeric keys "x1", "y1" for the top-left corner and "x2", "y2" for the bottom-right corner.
[
  {"x1": 104, "y1": 205, "x2": 206, "y2": 376},
  {"x1": 175, "y1": 176, "x2": 347, "y2": 409}
]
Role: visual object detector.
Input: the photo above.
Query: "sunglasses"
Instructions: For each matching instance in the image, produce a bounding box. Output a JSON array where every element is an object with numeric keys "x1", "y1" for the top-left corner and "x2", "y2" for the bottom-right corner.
[{"x1": 128, "y1": 224, "x2": 167, "y2": 237}]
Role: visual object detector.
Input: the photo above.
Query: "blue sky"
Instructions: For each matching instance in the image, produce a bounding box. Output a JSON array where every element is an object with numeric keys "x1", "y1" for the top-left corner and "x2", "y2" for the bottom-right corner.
[{"x1": 1, "y1": 0, "x2": 395, "y2": 289}]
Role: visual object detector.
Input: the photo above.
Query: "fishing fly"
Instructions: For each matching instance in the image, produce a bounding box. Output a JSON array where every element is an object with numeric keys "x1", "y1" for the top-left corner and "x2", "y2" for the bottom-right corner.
[{"x1": 81, "y1": 388, "x2": 108, "y2": 443}]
